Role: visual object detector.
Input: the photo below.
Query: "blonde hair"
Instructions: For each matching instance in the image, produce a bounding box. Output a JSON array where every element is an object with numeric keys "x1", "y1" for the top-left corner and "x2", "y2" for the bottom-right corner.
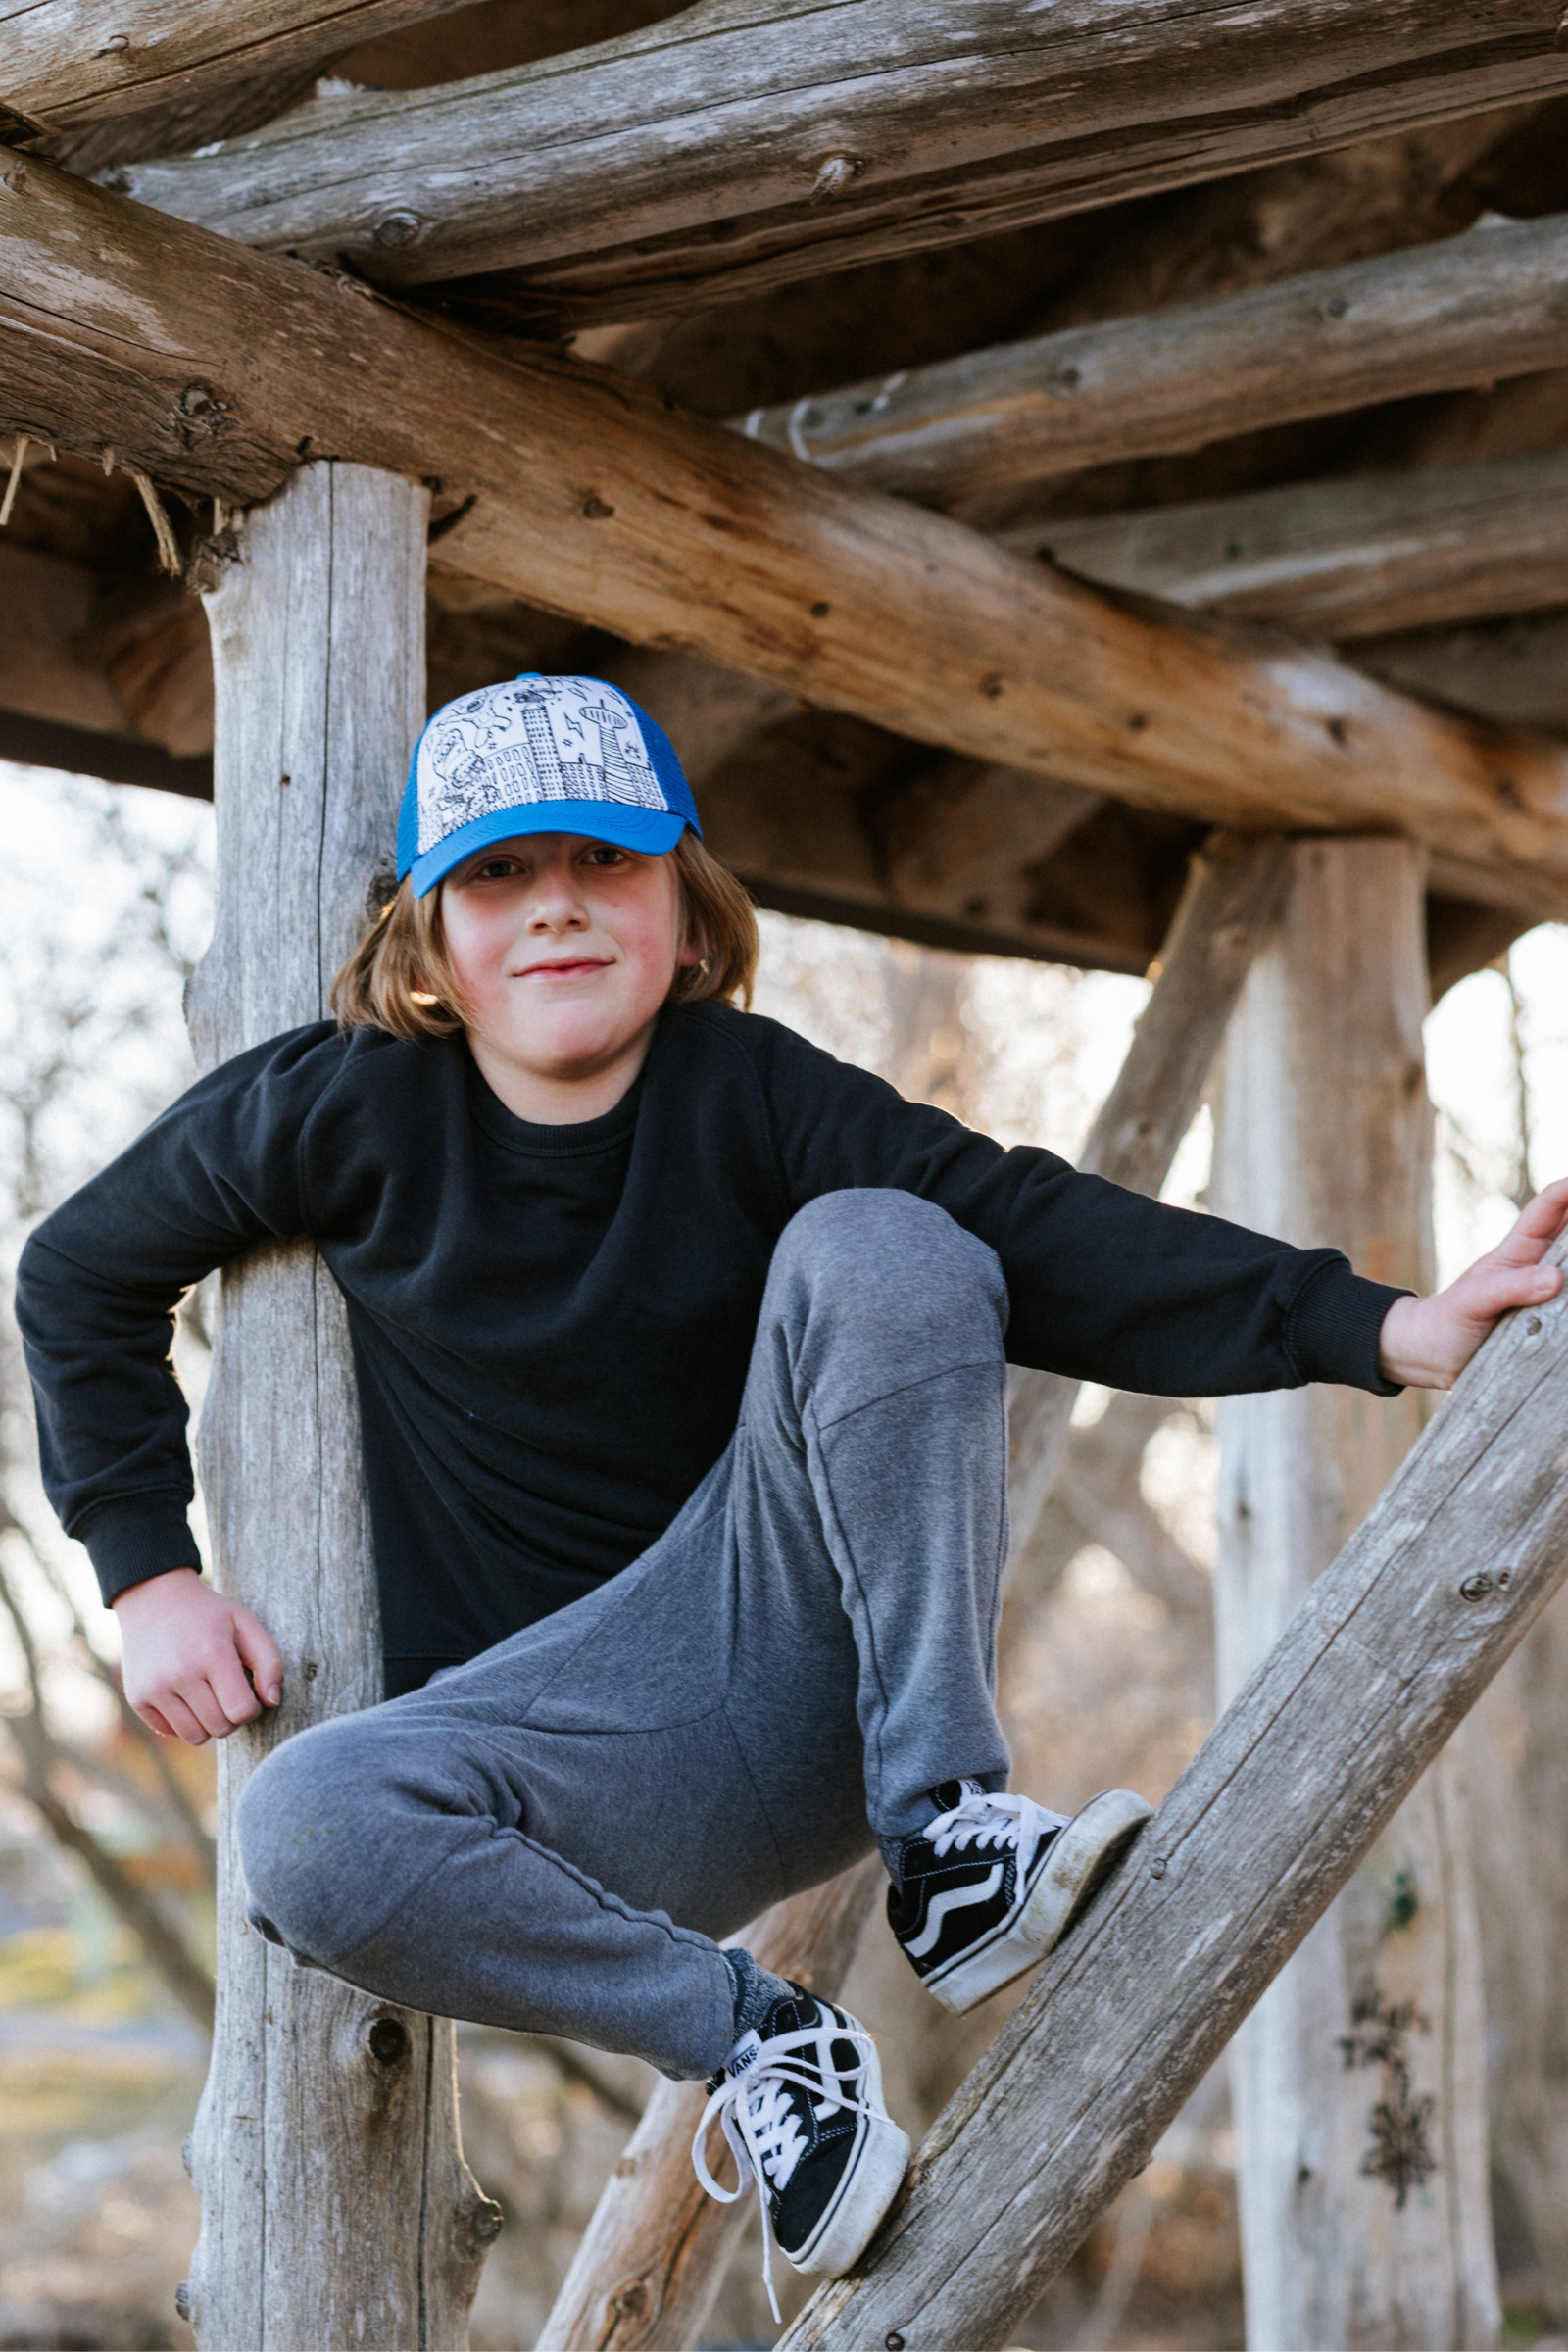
[{"x1": 331, "y1": 830, "x2": 760, "y2": 1041}]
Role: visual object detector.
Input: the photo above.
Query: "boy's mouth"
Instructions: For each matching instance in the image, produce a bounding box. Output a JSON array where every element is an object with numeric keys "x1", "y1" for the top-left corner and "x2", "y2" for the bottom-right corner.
[{"x1": 516, "y1": 956, "x2": 612, "y2": 980}]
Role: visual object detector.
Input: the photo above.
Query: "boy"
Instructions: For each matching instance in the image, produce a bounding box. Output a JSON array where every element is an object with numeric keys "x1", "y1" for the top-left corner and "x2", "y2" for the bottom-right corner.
[{"x1": 19, "y1": 674, "x2": 1566, "y2": 2307}]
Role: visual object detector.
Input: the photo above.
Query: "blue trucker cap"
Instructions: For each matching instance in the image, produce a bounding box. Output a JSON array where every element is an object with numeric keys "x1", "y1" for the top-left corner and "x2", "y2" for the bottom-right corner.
[{"x1": 398, "y1": 673, "x2": 701, "y2": 898}]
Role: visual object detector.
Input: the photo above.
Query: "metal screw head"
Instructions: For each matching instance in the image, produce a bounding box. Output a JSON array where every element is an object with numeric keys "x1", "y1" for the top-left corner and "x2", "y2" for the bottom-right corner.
[
  {"x1": 1150, "y1": 1856, "x2": 1168, "y2": 1880},
  {"x1": 1458, "y1": 1572, "x2": 1493, "y2": 1601},
  {"x1": 886, "y1": 2334, "x2": 906, "y2": 2350},
  {"x1": 373, "y1": 210, "x2": 421, "y2": 248}
]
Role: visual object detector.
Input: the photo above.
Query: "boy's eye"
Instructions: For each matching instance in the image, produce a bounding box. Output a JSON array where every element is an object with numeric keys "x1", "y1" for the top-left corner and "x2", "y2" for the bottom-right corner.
[{"x1": 584, "y1": 846, "x2": 627, "y2": 867}]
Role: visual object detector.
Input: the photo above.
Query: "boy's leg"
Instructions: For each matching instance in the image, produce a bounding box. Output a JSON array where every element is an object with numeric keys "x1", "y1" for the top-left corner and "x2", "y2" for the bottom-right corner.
[{"x1": 237, "y1": 1188, "x2": 1075, "y2": 2075}]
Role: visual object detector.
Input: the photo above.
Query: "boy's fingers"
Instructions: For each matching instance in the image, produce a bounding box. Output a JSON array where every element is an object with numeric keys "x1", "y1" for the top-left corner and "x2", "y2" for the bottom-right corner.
[
  {"x1": 149, "y1": 1688, "x2": 214, "y2": 1746},
  {"x1": 135, "y1": 1699, "x2": 177, "y2": 1740},
  {"x1": 232, "y1": 1609, "x2": 285, "y2": 1708},
  {"x1": 208, "y1": 1647, "x2": 267, "y2": 1729},
  {"x1": 1512, "y1": 1177, "x2": 1568, "y2": 1247}
]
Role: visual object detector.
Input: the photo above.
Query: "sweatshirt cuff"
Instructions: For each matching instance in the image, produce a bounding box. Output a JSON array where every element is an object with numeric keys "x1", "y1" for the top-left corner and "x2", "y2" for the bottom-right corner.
[
  {"x1": 1287, "y1": 1259, "x2": 1411, "y2": 1396},
  {"x1": 74, "y1": 1494, "x2": 205, "y2": 1607}
]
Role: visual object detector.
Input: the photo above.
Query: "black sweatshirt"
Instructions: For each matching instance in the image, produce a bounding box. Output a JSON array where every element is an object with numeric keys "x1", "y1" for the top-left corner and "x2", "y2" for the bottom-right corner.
[{"x1": 16, "y1": 1003, "x2": 1403, "y2": 1695}]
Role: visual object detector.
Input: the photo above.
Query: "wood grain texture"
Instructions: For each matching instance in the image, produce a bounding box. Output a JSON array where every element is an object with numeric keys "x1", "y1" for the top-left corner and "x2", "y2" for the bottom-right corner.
[
  {"x1": 733, "y1": 210, "x2": 1568, "y2": 502},
  {"x1": 538, "y1": 1858, "x2": 884, "y2": 2351},
  {"x1": 0, "y1": 0, "x2": 474, "y2": 160},
  {"x1": 6, "y1": 155, "x2": 1568, "y2": 913},
  {"x1": 1212, "y1": 840, "x2": 1497, "y2": 2350},
  {"x1": 117, "y1": 1, "x2": 1568, "y2": 322},
  {"x1": 182, "y1": 463, "x2": 500, "y2": 2351},
  {"x1": 1004, "y1": 831, "x2": 1290, "y2": 1562},
  {"x1": 1007, "y1": 446, "x2": 1568, "y2": 640},
  {"x1": 779, "y1": 1216, "x2": 1568, "y2": 2352}
]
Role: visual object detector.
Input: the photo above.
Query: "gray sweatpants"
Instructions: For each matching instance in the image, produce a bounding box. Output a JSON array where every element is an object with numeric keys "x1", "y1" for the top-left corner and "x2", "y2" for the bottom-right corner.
[{"x1": 238, "y1": 1189, "x2": 1013, "y2": 2081}]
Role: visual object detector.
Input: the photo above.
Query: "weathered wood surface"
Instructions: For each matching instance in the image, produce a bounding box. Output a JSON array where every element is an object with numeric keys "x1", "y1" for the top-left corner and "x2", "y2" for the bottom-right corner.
[
  {"x1": 734, "y1": 209, "x2": 1568, "y2": 502},
  {"x1": 779, "y1": 1210, "x2": 1568, "y2": 2351},
  {"x1": 877, "y1": 762, "x2": 1106, "y2": 935},
  {"x1": 117, "y1": 2, "x2": 1568, "y2": 322},
  {"x1": 183, "y1": 462, "x2": 499, "y2": 2351},
  {"x1": 1357, "y1": 609, "x2": 1568, "y2": 737},
  {"x1": 1005, "y1": 830, "x2": 1290, "y2": 1557},
  {"x1": 1212, "y1": 840, "x2": 1496, "y2": 2349},
  {"x1": 8, "y1": 157, "x2": 1568, "y2": 911},
  {"x1": 1009, "y1": 446, "x2": 1568, "y2": 640},
  {"x1": 0, "y1": 0, "x2": 468, "y2": 154},
  {"x1": 538, "y1": 1858, "x2": 883, "y2": 2351}
]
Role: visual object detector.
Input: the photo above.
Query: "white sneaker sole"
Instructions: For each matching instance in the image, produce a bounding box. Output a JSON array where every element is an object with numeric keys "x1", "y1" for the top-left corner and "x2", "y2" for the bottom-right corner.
[
  {"x1": 784, "y1": 2040, "x2": 911, "y2": 2278},
  {"x1": 921, "y1": 1787, "x2": 1152, "y2": 2015}
]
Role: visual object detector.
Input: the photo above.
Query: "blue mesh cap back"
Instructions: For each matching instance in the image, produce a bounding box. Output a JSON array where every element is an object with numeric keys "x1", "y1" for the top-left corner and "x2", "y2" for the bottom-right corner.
[{"x1": 397, "y1": 674, "x2": 701, "y2": 897}]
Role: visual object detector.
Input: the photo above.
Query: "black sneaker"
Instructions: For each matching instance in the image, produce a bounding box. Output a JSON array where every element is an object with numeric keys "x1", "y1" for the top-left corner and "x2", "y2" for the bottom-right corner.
[
  {"x1": 888, "y1": 1781, "x2": 1152, "y2": 2013},
  {"x1": 692, "y1": 1984, "x2": 910, "y2": 2320}
]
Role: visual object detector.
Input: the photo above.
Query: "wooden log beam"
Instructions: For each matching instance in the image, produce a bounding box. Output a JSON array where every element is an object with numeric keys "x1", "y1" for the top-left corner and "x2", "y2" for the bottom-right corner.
[
  {"x1": 182, "y1": 461, "x2": 502, "y2": 2349},
  {"x1": 1212, "y1": 839, "x2": 1496, "y2": 2347},
  {"x1": 1011, "y1": 448, "x2": 1568, "y2": 640},
  {"x1": 6, "y1": 154, "x2": 1568, "y2": 912},
  {"x1": 0, "y1": 0, "x2": 474, "y2": 164},
  {"x1": 733, "y1": 211, "x2": 1568, "y2": 504},
  {"x1": 780, "y1": 1219, "x2": 1568, "y2": 2352},
  {"x1": 115, "y1": 2, "x2": 1568, "y2": 325}
]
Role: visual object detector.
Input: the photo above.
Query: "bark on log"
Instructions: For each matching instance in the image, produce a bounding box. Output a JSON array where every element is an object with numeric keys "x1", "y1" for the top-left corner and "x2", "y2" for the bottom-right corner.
[
  {"x1": 1008, "y1": 446, "x2": 1568, "y2": 640},
  {"x1": 6, "y1": 155, "x2": 1568, "y2": 914},
  {"x1": 0, "y1": 0, "x2": 471, "y2": 159},
  {"x1": 777, "y1": 1210, "x2": 1568, "y2": 2352},
  {"x1": 537, "y1": 1859, "x2": 883, "y2": 2351},
  {"x1": 733, "y1": 210, "x2": 1568, "y2": 503},
  {"x1": 1211, "y1": 840, "x2": 1497, "y2": 2350},
  {"x1": 181, "y1": 462, "x2": 500, "y2": 2350},
  {"x1": 115, "y1": 2, "x2": 1568, "y2": 324},
  {"x1": 1005, "y1": 830, "x2": 1290, "y2": 1555}
]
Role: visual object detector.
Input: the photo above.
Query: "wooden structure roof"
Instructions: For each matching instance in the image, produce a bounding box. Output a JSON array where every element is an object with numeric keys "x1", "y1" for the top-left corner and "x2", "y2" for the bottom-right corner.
[{"x1": 3, "y1": 0, "x2": 1568, "y2": 994}]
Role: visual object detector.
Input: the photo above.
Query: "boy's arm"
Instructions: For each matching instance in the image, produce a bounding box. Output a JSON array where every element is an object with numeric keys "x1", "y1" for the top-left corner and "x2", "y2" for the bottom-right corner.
[
  {"x1": 1378, "y1": 1177, "x2": 1568, "y2": 1388},
  {"x1": 114, "y1": 1567, "x2": 285, "y2": 1743}
]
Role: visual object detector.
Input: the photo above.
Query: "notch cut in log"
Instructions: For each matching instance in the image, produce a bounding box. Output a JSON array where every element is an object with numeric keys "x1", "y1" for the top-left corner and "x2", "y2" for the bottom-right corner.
[
  {"x1": 535, "y1": 832, "x2": 1286, "y2": 2352},
  {"x1": 1007, "y1": 445, "x2": 1568, "y2": 641},
  {"x1": 115, "y1": 2, "x2": 1568, "y2": 323},
  {"x1": 183, "y1": 461, "x2": 499, "y2": 2350},
  {"x1": 779, "y1": 1218, "x2": 1568, "y2": 2352},
  {"x1": 732, "y1": 210, "x2": 1568, "y2": 503},
  {"x1": 6, "y1": 154, "x2": 1568, "y2": 918}
]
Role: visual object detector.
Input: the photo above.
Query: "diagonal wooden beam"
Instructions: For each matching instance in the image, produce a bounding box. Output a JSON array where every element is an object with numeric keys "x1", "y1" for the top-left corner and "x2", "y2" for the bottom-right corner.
[
  {"x1": 5, "y1": 148, "x2": 1568, "y2": 907},
  {"x1": 114, "y1": 1, "x2": 1568, "y2": 324},
  {"x1": 732, "y1": 211, "x2": 1568, "y2": 504},
  {"x1": 1005, "y1": 447, "x2": 1568, "y2": 640},
  {"x1": 781, "y1": 1229, "x2": 1568, "y2": 2352}
]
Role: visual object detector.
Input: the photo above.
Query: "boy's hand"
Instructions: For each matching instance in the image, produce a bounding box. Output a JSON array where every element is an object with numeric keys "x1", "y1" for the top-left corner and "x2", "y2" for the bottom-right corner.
[
  {"x1": 112, "y1": 1566, "x2": 284, "y2": 1744},
  {"x1": 1378, "y1": 1176, "x2": 1568, "y2": 1391}
]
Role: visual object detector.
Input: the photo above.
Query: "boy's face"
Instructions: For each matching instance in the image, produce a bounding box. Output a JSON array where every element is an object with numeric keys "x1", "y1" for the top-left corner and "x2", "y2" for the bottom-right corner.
[{"x1": 438, "y1": 832, "x2": 697, "y2": 1122}]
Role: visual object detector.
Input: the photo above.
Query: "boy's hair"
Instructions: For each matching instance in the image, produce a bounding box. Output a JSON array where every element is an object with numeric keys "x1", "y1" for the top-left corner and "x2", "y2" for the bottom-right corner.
[{"x1": 330, "y1": 830, "x2": 760, "y2": 1040}]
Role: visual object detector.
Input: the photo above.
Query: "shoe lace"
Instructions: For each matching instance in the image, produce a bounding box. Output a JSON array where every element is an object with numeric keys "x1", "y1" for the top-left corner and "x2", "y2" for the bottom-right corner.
[
  {"x1": 926, "y1": 1787, "x2": 1066, "y2": 1860},
  {"x1": 692, "y1": 2016, "x2": 880, "y2": 2323}
]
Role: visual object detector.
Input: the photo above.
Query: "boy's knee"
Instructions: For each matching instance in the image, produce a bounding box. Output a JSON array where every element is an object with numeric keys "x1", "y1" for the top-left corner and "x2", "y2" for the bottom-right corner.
[
  {"x1": 237, "y1": 1714, "x2": 389, "y2": 1967},
  {"x1": 776, "y1": 1189, "x2": 1007, "y2": 1336}
]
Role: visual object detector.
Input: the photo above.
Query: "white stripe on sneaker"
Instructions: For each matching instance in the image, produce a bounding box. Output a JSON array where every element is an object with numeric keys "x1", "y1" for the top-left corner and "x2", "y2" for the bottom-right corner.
[{"x1": 902, "y1": 1862, "x2": 1004, "y2": 1958}]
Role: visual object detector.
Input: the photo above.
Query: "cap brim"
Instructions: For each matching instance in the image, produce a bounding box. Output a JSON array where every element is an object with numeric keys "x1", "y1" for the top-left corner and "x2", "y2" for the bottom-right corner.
[{"x1": 410, "y1": 800, "x2": 689, "y2": 897}]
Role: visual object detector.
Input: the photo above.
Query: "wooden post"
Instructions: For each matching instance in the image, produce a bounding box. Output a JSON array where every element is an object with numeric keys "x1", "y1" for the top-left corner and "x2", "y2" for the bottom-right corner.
[
  {"x1": 1210, "y1": 839, "x2": 1498, "y2": 2350},
  {"x1": 777, "y1": 1211, "x2": 1568, "y2": 2352},
  {"x1": 182, "y1": 463, "x2": 501, "y2": 2349},
  {"x1": 536, "y1": 832, "x2": 1287, "y2": 2352},
  {"x1": 1005, "y1": 829, "x2": 1289, "y2": 1555}
]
